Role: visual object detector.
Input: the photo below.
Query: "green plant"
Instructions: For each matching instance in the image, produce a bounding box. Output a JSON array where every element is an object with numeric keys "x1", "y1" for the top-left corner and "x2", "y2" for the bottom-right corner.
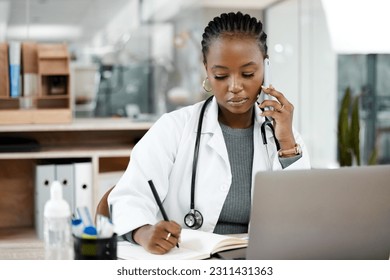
[
  {"x1": 368, "y1": 148, "x2": 378, "y2": 165},
  {"x1": 337, "y1": 87, "x2": 379, "y2": 166},
  {"x1": 337, "y1": 87, "x2": 361, "y2": 166}
]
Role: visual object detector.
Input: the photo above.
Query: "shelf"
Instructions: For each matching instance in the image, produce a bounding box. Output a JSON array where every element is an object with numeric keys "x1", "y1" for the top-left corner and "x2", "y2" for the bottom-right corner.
[
  {"x1": 36, "y1": 97, "x2": 69, "y2": 109},
  {"x1": 0, "y1": 98, "x2": 19, "y2": 109},
  {"x1": 38, "y1": 95, "x2": 69, "y2": 100},
  {"x1": 0, "y1": 95, "x2": 70, "y2": 110},
  {"x1": 0, "y1": 119, "x2": 152, "y2": 158},
  {"x1": 0, "y1": 118, "x2": 154, "y2": 132},
  {"x1": 0, "y1": 108, "x2": 72, "y2": 124},
  {"x1": 0, "y1": 145, "x2": 132, "y2": 160}
]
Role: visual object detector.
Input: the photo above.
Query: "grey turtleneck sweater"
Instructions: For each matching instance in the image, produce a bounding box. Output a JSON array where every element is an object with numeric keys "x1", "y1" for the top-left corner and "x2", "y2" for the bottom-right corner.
[{"x1": 213, "y1": 123, "x2": 254, "y2": 234}]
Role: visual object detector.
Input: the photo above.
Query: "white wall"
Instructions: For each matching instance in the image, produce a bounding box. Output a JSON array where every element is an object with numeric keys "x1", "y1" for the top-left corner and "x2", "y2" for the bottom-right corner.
[
  {"x1": 266, "y1": 0, "x2": 337, "y2": 168},
  {"x1": 0, "y1": 0, "x2": 9, "y2": 42}
]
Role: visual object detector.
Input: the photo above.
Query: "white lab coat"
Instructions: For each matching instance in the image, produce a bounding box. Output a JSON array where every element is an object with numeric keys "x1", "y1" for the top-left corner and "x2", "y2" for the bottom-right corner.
[{"x1": 108, "y1": 97, "x2": 311, "y2": 235}]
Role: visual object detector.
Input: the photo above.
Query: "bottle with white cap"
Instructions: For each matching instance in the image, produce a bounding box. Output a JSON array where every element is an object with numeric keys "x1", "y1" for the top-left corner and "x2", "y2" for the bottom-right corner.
[{"x1": 43, "y1": 180, "x2": 73, "y2": 260}]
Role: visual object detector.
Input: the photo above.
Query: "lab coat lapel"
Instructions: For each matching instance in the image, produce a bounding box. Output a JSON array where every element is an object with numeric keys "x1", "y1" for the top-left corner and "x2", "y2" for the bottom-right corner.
[{"x1": 197, "y1": 97, "x2": 230, "y2": 168}]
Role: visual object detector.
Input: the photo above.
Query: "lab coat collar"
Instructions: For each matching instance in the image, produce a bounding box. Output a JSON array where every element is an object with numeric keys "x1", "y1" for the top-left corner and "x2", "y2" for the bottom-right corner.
[
  {"x1": 197, "y1": 96, "x2": 275, "y2": 142},
  {"x1": 196, "y1": 96, "x2": 219, "y2": 134},
  {"x1": 193, "y1": 97, "x2": 277, "y2": 170},
  {"x1": 201, "y1": 97, "x2": 229, "y2": 166}
]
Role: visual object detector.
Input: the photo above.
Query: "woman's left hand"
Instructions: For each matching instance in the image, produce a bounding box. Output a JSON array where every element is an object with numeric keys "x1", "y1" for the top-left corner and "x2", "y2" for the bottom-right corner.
[{"x1": 259, "y1": 85, "x2": 296, "y2": 150}]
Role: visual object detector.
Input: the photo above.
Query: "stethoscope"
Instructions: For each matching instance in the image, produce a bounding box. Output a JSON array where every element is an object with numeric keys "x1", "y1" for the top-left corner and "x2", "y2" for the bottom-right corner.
[{"x1": 184, "y1": 95, "x2": 280, "y2": 229}]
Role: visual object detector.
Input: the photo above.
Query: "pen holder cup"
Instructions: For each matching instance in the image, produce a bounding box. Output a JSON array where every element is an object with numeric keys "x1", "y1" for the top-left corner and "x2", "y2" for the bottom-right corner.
[{"x1": 73, "y1": 234, "x2": 117, "y2": 260}]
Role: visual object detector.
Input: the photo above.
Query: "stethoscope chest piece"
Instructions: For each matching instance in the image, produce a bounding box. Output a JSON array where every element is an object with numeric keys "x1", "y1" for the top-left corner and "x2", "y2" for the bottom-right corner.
[{"x1": 184, "y1": 209, "x2": 203, "y2": 229}]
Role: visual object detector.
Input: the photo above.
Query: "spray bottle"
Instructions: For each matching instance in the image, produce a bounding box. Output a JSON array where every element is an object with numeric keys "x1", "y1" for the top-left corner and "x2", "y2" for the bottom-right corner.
[{"x1": 43, "y1": 180, "x2": 73, "y2": 259}]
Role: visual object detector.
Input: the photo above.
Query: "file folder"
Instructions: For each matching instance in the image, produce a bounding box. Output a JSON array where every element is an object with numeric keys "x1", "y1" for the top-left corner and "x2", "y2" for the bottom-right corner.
[
  {"x1": 55, "y1": 163, "x2": 75, "y2": 214},
  {"x1": 35, "y1": 164, "x2": 55, "y2": 240},
  {"x1": 22, "y1": 42, "x2": 38, "y2": 103},
  {"x1": 35, "y1": 161, "x2": 93, "y2": 239},
  {"x1": 9, "y1": 41, "x2": 21, "y2": 98},
  {"x1": 74, "y1": 162, "x2": 93, "y2": 217}
]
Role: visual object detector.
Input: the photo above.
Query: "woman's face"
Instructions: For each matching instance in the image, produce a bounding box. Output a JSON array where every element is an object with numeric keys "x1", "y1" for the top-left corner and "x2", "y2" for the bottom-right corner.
[{"x1": 204, "y1": 36, "x2": 264, "y2": 124}]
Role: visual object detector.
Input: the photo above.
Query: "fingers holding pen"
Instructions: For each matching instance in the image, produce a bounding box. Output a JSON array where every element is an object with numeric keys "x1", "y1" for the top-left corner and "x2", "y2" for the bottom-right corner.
[
  {"x1": 145, "y1": 180, "x2": 181, "y2": 253},
  {"x1": 162, "y1": 220, "x2": 181, "y2": 247},
  {"x1": 150, "y1": 221, "x2": 180, "y2": 254},
  {"x1": 135, "y1": 221, "x2": 181, "y2": 254},
  {"x1": 156, "y1": 221, "x2": 181, "y2": 253}
]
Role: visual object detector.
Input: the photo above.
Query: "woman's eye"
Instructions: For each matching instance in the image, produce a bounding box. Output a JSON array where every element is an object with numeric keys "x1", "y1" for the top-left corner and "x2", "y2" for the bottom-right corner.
[
  {"x1": 243, "y1": 73, "x2": 255, "y2": 78},
  {"x1": 214, "y1": 73, "x2": 254, "y2": 80}
]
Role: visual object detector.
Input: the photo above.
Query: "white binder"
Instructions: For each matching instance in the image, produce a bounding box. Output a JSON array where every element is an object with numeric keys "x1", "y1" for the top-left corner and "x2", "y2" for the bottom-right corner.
[
  {"x1": 55, "y1": 163, "x2": 75, "y2": 214},
  {"x1": 74, "y1": 162, "x2": 93, "y2": 217},
  {"x1": 35, "y1": 164, "x2": 55, "y2": 240}
]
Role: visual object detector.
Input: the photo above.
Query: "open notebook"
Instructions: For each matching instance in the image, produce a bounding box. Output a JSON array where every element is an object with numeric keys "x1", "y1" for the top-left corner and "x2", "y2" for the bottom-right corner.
[{"x1": 117, "y1": 229, "x2": 248, "y2": 260}]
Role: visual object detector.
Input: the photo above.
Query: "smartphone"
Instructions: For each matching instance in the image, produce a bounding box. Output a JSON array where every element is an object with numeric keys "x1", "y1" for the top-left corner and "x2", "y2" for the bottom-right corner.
[
  {"x1": 263, "y1": 58, "x2": 271, "y2": 88},
  {"x1": 258, "y1": 58, "x2": 273, "y2": 106}
]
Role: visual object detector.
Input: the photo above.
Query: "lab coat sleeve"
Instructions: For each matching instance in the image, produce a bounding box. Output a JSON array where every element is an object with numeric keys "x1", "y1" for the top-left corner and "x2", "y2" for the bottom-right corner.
[{"x1": 108, "y1": 112, "x2": 186, "y2": 236}]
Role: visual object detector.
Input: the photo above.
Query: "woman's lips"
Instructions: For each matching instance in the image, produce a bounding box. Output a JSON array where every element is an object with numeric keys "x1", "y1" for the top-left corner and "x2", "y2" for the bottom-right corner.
[{"x1": 227, "y1": 97, "x2": 249, "y2": 106}]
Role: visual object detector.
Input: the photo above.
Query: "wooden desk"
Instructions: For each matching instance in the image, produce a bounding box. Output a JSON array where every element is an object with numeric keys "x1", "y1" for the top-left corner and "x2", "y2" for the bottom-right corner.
[{"x1": 0, "y1": 228, "x2": 44, "y2": 260}]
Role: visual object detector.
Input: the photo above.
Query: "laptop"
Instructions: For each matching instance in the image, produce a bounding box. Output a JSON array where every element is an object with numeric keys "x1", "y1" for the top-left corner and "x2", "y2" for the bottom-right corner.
[{"x1": 244, "y1": 165, "x2": 390, "y2": 260}]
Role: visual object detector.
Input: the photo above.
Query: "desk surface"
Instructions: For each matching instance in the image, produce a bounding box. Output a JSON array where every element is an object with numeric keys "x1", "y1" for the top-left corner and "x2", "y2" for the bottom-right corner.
[
  {"x1": 0, "y1": 228, "x2": 243, "y2": 260},
  {"x1": 0, "y1": 228, "x2": 44, "y2": 260}
]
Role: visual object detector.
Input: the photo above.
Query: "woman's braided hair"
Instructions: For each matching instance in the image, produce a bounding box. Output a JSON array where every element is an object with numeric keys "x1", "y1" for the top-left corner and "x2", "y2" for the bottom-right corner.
[{"x1": 201, "y1": 11, "x2": 268, "y2": 64}]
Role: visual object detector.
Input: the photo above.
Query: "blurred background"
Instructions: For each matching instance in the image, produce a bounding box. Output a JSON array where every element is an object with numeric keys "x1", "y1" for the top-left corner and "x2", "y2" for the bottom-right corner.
[{"x1": 1, "y1": 0, "x2": 389, "y2": 168}]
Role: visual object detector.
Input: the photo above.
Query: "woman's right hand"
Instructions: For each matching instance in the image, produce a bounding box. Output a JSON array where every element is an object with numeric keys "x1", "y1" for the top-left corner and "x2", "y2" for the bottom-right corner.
[{"x1": 133, "y1": 221, "x2": 181, "y2": 254}]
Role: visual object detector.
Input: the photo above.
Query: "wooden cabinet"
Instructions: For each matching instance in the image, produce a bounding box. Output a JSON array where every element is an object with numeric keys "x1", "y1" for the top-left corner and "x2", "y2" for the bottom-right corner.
[{"x1": 0, "y1": 119, "x2": 152, "y2": 232}]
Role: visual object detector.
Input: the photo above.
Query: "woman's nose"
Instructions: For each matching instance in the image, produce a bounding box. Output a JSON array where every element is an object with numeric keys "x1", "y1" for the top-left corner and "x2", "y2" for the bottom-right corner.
[{"x1": 228, "y1": 76, "x2": 243, "y2": 93}]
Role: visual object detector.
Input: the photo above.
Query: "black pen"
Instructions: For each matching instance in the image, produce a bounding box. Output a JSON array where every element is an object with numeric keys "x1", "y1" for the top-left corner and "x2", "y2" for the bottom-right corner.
[{"x1": 148, "y1": 180, "x2": 179, "y2": 248}]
